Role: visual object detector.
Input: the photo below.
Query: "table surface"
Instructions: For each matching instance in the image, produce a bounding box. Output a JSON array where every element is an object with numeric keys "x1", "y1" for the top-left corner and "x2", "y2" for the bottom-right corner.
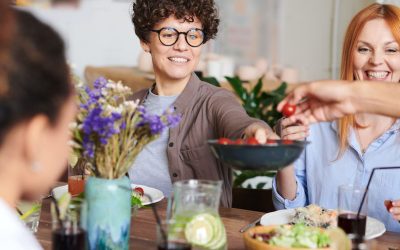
[{"x1": 36, "y1": 190, "x2": 400, "y2": 250}]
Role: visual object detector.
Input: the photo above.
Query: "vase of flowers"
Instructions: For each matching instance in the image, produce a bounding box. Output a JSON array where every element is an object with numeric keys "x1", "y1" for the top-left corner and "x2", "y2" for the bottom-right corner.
[{"x1": 70, "y1": 77, "x2": 180, "y2": 250}]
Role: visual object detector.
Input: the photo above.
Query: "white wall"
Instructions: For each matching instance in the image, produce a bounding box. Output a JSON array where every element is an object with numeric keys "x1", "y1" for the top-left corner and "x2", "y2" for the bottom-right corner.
[
  {"x1": 24, "y1": 0, "x2": 141, "y2": 77},
  {"x1": 25, "y1": 0, "x2": 379, "y2": 81},
  {"x1": 279, "y1": 0, "x2": 374, "y2": 81}
]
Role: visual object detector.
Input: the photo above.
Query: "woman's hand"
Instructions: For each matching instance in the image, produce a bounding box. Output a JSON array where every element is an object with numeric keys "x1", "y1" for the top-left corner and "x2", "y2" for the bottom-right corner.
[
  {"x1": 243, "y1": 122, "x2": 280, "y2": 143},
  {"x1": 386, "y1": 199, "x2": 400, "y2": 221},
  {"x1": 277, "y1": 80, "x2": 357, "y2": 125},
  {"x1": 276, "y1": 117, "x2": 309, "y2": 140}
]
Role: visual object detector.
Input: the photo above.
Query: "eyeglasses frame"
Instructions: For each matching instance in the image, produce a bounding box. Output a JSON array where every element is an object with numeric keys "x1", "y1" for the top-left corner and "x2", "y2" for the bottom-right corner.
[{"x1": 150, "y1": 27, "x2": 206, "y2": 48}]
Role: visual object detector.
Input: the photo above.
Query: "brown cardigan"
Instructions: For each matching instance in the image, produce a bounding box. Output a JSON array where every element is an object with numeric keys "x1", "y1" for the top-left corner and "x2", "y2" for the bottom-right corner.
[{"x1": 131, "y1": 74, "x2": 268, "y2": 207}]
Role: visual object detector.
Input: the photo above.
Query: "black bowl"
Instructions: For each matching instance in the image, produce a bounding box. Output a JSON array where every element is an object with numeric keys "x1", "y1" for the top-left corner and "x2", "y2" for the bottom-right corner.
[{"x1": 208, "y1": 139, "x2": 309, "y2": 171}]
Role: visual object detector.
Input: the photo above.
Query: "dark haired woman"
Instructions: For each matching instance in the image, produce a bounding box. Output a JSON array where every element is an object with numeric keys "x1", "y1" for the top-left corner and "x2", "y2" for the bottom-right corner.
[
  {"x1": 0, "y1": 9, "x2": 75, "y2": 249},
  {"x1": 128, "y1": 0, "x2": 278, "y2": 207}
]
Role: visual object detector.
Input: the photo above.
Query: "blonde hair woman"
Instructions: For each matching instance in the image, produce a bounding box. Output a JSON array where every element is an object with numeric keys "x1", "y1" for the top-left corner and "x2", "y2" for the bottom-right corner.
[{"x1": 274, "y1": 3, "x2": 400, "y2": 232}]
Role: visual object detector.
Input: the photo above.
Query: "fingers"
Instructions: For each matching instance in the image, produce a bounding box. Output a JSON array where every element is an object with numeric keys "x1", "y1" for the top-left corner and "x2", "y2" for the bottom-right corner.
[
  {"x1": 281, "y1": 125, "x2": 309, "y2": 140},
  {"x1": 254, "y1": 129, "x2": 267, "y2": 144},
  {"x1": 252, "y1": 128, "x2": 280, "y2": 144},
  {"x1": 387, "y1": 200, "x2": 400, "y2": 221}
]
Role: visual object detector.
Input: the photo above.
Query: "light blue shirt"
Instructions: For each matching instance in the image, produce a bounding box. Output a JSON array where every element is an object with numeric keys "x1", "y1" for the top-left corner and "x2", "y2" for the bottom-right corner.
[{"x1": 272, "y1": 120, "x2": 400, "y2": 232}]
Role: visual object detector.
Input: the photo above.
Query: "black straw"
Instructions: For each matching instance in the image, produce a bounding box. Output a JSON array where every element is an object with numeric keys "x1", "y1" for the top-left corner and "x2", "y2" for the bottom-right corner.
[
  {"x1": 144, "y1": 193, "x2": 168, "y2": 245},
  {"x1": 50, "y1": 191, "x2": 64, "y2": 229},
  {"x1": 356, "y1": 166, "x2": 400, "y2": 218}
]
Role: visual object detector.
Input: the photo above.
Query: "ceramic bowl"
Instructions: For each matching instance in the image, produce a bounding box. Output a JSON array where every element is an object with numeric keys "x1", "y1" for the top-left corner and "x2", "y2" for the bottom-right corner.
[
  {"x1": 208, "y1": 139, "x2": 309, "y2": 171},
  {"x1": 243, "y1": 226, "x2": 331, "y2": 250}
]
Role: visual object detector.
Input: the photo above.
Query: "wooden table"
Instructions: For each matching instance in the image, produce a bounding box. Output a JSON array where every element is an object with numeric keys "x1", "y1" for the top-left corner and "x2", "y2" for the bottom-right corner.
[{"x1": 36, "y1": 197, "x2": 400, "y2": 250}]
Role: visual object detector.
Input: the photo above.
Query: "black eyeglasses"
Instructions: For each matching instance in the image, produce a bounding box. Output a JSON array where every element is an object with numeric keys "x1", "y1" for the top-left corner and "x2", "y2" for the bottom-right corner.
[{"x1": 151, "y1": 27, "x2": 205, "y2": 48}]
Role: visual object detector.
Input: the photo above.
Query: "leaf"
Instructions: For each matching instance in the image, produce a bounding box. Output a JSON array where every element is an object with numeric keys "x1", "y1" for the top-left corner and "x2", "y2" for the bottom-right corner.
[
  {"x1": 252, "y1": 77, "x2": 263, "y2": 97},
  {"x1": 225, "y1": 76, "x2": 248, "y2": 101},
  {"x1": 256, "y1": 182, "x2": 266, "y2": 189},
  {"x1": 131, "y1": 195, "x2": 143, "y2": 208},
  {"x1": 201, "y1": 76, "x2": 221, "y2": 87},
  {"x1": 233, "y1": 170, "x2": 276, "y2": 188},
  {"x1": 271, "y1": 81, "x2": 288, "y2": 95}
]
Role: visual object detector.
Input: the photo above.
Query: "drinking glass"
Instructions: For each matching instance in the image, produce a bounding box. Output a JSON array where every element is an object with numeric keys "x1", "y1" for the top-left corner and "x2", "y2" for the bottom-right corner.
[
  {"x1": 51, "y1": 197, "x2": 87, "y2": 250},
  {"x1": 68, "y1": 158, "x2": 88, "y2": 196},
  {"x1": 157, "y1": 219, "x2": 191, "y2": 250},
  {"x1": 17, "y1": 199, "x2": 42, "y2": 233},
  {"x1": 338, "y1": 184, "x2": 368, "y2": 236}
]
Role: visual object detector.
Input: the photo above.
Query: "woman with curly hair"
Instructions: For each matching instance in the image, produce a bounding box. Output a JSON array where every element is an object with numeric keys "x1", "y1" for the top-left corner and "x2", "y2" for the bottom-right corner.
[{"x1": 129, "y1": 0, "x2": 277, "y2": 207}]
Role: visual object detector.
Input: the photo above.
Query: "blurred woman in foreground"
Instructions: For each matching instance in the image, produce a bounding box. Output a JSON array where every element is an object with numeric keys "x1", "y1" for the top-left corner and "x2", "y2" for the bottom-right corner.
[
  {"x1": 0, "y1": 9, "x2": 75, "y2": 249},
  {"x1": 274, "y1": 3, "x2": 400, "y2": 232}
]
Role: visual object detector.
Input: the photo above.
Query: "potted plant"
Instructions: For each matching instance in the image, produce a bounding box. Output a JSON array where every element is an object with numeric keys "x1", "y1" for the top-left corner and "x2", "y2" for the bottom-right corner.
[
  {"x1": 202, "y1": 76, "x2": 287, "y2": 212},
  {"x1": 70, "y1": 77, "x2": 180, "y2": 250}
]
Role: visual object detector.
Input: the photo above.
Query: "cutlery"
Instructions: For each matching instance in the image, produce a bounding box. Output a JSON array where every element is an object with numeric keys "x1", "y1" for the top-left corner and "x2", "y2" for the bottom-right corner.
[{"x1": 239, "y1": 217, "x2": 261, "y2": 233}]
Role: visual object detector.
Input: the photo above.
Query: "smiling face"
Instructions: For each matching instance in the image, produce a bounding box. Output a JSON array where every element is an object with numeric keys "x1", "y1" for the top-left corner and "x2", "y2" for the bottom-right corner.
[
  {"x1": 353, "y1": 18, "x2": 400, "y2": 82},
  {"x1": 141, "y1": 15, "x2": 203, "y2": 85}
]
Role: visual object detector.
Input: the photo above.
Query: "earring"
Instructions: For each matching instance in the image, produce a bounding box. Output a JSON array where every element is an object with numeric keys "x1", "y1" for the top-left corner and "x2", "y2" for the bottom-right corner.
[{"x1": 31, "y1": 161, "x2": 42, "y2": 172}]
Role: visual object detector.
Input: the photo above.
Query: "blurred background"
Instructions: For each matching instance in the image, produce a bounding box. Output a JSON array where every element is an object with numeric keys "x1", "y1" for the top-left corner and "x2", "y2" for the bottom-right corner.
[{"x1": 16, "y1": 0, "x2": 400, "y2": 82}]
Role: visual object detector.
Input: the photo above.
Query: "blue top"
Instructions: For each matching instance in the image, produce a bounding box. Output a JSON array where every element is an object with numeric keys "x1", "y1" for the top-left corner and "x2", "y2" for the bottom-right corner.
[{"x1": 272, "y1": 120, "x2": 400, "y2": 232}]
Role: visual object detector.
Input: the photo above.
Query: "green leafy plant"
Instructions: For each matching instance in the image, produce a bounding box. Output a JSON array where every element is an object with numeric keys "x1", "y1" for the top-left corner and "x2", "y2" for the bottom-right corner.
[
  {"x1": 203, "y1": 76, "x2": 287, "y2": 127},
  {"x1": 202, "y1": 76, "x2": 288, "y2": 189}
]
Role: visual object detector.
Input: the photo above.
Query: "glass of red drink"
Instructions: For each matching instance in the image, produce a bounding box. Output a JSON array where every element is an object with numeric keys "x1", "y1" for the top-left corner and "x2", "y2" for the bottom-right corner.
[
  {"x1": 68, "y1": 158, "x2": 88, "y2": 196},
  {"x1": 338, "y1": 184, "x2": 368, "y2": 236},
  {"x1": 51, "y1": 197, "x2": 87, "y2": 250}
]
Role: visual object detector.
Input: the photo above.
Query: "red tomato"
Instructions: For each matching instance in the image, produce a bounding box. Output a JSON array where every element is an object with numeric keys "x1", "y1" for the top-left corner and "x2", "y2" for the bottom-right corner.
[
  {"x1": 282, "y1": 139, "x2": 293, "y2": 145},
  {"x1": 134, "y1": 187, "x2": 144, "y2": 196},
  {"x1": 218, "y1": 138, "x2": 232, "y2": 145},
  {"x1": 384, "y1": 200, "x2": 393, "y2": 211},
  {"x1": 234, "y1": 139, "x2": 245, "y2": 145},
  {"x1": 282, "y1": 103, "x2": 296, "y2": 117},
  {"x1": 266, "y1": 139, "x2": 277, "y2": 144},
  {"x1": 246, "y1": 137, "x2": 259, "y2": 145}
]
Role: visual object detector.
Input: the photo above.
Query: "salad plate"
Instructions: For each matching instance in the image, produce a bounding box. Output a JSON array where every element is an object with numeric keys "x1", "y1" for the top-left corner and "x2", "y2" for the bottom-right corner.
[
  {"x1": 52, "y1": 184, "x2": 165, "y2": 206},
  {"x1": 260, "y1": 209, "x2": 386, "y2": 240},
  {"x1": 131, "y1": 183, "x2": 164, "y2": 206}
]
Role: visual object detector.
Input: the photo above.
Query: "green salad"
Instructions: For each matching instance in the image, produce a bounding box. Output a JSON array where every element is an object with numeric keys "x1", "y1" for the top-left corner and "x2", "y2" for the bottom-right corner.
[{"x1": 253, "y1": 224, "x2": 331, "y2": 248}]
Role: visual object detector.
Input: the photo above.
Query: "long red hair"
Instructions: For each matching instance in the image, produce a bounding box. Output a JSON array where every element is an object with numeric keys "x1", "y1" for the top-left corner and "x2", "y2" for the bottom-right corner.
[{"x1": 338, "y1": 3, "x2": 400, "y2": 156}]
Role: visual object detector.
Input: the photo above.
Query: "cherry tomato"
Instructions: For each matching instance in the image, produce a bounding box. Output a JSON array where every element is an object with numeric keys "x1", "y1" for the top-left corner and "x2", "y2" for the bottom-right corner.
[
  {"x1": 384, "y1": 200, "x2": 393, "y2": 211},
  {"x1": 282, "y1": 103, "x2": 296, "y2": 117},
  {"x1": 246, "y1": 137, "x2": 259, "y2": 145},
  {"x1": 134, "y1": 187, "x2": 144, "y2": 196},
  {"x1": 234, "y1": 139, "x2": 245, "y2": 145},
  {"x1": 218, "y1": 138, "x2": 232, "y2": 145},
  {"x1": 282, "y1": 139, "x2": 293, "y2": 145}
]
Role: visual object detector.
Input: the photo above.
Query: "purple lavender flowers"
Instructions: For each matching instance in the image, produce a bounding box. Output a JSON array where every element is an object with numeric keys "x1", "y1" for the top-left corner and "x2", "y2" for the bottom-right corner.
[{"x1": 70, "y1": 77, "x2": 181, "y2": 179}]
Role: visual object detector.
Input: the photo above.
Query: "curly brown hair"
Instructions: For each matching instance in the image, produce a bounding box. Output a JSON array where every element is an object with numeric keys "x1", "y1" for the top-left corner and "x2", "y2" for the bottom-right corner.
[{"x1": 131, "y1": 0, "x2": 219, "y2": 44}]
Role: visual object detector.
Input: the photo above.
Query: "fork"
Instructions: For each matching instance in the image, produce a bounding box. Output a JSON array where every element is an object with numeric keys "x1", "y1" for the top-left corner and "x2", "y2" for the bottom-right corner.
[{"x1": 239, "y1": 217, "x2": 261, "y2": 233}]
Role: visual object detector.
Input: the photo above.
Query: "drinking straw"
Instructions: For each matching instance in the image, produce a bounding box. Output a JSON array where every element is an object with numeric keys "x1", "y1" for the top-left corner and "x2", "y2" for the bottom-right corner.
[
  {"x1": 356, "y1": 166, "x2": 400, "y2": 218},
  {"x1": 50, "y1": 191, "x2": 64, "y2": 229},
  {"x1": 144, "y1": 193, "x2": 168, "y2": 246}
]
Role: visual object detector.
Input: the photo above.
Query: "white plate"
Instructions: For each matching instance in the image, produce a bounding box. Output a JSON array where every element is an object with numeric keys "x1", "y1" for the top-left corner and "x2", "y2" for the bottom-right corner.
[
  {"x1": 131, "y1": 183, "x2": 164, "y2": 206},
  {"x1": 52, "y1": 184, "x2": 164, "y2": 206},
  {"x1": 260, "y1": 209, "x2": 386, "y2": 240}
]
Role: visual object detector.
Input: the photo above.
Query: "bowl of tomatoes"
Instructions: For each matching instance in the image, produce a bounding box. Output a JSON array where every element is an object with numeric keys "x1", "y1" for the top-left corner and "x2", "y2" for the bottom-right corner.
[{"x1": 208, "y1": 138, "x2": 309, "y2": 171}]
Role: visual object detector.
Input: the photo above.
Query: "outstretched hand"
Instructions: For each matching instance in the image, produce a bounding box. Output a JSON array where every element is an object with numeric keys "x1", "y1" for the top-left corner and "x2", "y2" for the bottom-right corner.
[{"x1": 277, "y1": 81, "x2": 357, "y2": 125}]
